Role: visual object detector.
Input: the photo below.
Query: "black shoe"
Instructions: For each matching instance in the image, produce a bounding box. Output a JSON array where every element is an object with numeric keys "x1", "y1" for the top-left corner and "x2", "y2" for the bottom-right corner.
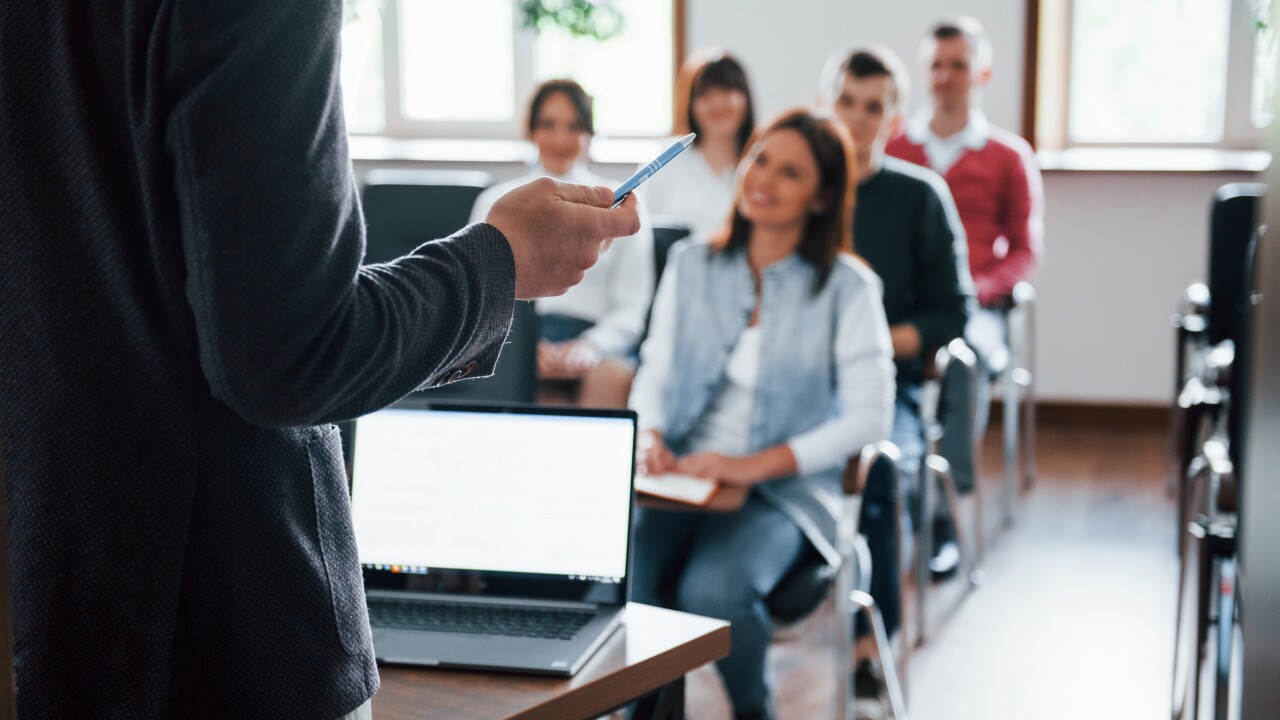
[
  {"x1": 929, "y1": 518, "x2": 960, "y2": 580},
  {"x1": 852, "y1": 659, "x2": 888, "y2": 720}
]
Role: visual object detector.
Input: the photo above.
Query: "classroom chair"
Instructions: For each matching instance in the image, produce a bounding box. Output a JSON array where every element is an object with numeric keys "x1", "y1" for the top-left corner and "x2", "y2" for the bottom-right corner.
[
  {"x1": 360, "y1": 168, "x2": 494, "y2": 264},
  {"x1": 1000, "y1": 281, "x2": 1037, "y2": 526},
  {"x1": 765, "y1": 442, "x2": 909, "y2": 720},
  {"x1": 916, "y1": 339, "x2": 984, "y2": 645}
]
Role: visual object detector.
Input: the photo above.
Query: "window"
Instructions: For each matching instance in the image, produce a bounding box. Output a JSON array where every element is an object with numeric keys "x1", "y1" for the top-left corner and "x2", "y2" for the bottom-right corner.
[
  {"x1": 1034, "y1": 0, "x2": 1270, "y2": 150},
  {"x1": 340, "y1": 0, "x2": 678, "y2": 139}
]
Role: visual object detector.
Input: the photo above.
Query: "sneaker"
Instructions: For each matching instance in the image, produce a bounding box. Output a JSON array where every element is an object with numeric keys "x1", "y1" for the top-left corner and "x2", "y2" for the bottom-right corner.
[{"x1": 852, "y1": 659, "x2": 888, "y2": 720}]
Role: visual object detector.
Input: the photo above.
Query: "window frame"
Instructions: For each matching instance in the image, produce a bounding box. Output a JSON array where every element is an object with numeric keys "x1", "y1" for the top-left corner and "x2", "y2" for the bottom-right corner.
[
  {"x1": 356, "y1": 0, "x2": 685, "y2": 141},
  {"x1": 1030, "y1": 0, "x2": 1267, "y2": 152}
]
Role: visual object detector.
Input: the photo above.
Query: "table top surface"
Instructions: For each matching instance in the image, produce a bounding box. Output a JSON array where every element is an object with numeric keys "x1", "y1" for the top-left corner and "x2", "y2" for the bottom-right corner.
[{"x1": 372, "y1": 603, "x2": 730, "y2": 720}]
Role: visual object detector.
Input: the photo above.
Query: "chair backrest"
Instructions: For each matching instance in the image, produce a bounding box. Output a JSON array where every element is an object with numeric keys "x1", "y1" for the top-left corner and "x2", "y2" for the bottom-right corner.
[
  {"x1": 361, "y1": 169, "x2": 494, "y2": 265},
  {"x1": 649, "y1": 219, "x2": 693, "y2": 291},
  {"x1": 934, "y1": 339, "x2": 981, "y2": 494},
  {"x1": 1208, "y1": 183, "x2": 1265, "y2": 345},
  {"x1": 414, "y1": 300, "x2": 539, "y2": 404}
]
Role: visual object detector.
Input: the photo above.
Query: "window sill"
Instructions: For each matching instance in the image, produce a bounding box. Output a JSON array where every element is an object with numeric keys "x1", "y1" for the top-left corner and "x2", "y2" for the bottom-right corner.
[
  {"x1": 347, "y1": 135, "x2": 667, "y2": 166},
  {"x1": 1036, "y1": 147, "x2": 1270, "y2": 173}
]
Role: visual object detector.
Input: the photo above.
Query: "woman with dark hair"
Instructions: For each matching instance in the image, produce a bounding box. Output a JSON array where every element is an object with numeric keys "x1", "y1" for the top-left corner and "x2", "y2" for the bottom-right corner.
[
  {"x1": 641, "y1": 50, "x2": 756, "y2": 238},
  {"x1": 470, "y1": 79, "x2": 654, "y2": 405},
  {"x1": 629, "y1": 109, "x2": 894, "y2": 719}
]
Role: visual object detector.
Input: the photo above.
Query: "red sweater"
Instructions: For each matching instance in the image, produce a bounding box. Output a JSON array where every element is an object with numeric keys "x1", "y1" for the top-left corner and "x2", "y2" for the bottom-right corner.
[{"x1": 887, "y1": 126, "x2": 1043, "y2": 306}]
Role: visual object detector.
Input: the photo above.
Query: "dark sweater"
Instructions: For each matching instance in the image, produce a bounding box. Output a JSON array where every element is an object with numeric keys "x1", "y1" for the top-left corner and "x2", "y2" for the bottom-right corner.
[{"x1": 854, "y1": 157, "x2": 975, "y2": 385}]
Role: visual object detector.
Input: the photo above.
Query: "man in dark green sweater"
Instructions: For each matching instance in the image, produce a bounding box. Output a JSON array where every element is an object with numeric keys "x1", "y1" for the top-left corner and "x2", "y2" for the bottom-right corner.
[{"x1": 818, "y1": 44, "x2": 975, "y2": 689}]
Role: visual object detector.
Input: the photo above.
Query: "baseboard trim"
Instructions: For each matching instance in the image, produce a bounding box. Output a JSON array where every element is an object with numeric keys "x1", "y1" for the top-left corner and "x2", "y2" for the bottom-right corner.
[{"x1": 992, "y1": 400, "x2": 1172, "y2": 431}]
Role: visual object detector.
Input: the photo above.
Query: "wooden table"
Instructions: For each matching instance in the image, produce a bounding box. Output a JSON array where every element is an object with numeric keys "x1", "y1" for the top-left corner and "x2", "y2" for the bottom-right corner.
[{"x1": 372, "y1": 603, "x2": 730, "y2": 719}]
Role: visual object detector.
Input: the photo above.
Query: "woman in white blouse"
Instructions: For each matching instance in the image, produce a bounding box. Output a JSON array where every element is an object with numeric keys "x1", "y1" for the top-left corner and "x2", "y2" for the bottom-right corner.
[
  {"x1": 640, "y1": 50, "x2": 756, "y2": 238},
  {"x1": 470, "y1": 79, "x2": 653, "y2": 406}
]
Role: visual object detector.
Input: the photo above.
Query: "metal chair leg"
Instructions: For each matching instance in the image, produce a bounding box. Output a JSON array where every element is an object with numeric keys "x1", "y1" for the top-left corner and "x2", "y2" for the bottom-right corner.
[
  {"x1": 927, "y1": 454, "x2": 982, "y2": 588},
  {"x1": 1002, "y1": 361, "x2": 1020, "y2": 527},
  {"x1": 851, "y1": 590, "x2": 909, "y2": 719}
]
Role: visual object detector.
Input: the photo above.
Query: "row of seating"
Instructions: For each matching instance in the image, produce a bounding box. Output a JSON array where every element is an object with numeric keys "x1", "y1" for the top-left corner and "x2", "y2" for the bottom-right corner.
[
  {"x1": 1169, "y1": 182, "x2": 1264, "y2": 720},
  {"x1": 349, "y1": 168, "x2": 1043, "y2": 718}
]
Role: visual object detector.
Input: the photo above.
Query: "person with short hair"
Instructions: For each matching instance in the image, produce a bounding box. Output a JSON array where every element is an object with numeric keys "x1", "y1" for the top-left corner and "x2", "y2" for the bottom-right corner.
[
  {"x1": 630, "y1": 108, "x2": 894, "y2": 720},
  {"x1": 886, "y1": 16, "x2": 1044, "y2": 374},
  {"x1": 639, "y1": 50, "x2": 757, "y2": 238},
  {"x1": 817, "y1": 42, "x2": 974, "y2": 649},
  {"x1": 470, "y1": 79, "x2": 655, "y2": 407}
]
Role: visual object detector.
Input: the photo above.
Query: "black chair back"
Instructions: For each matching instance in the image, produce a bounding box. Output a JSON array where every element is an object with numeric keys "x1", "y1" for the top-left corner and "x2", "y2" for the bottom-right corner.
[
  {"x1": 361, "y1": 169, "x2": 494, "y2": 264},
  {"x1": 649, "y1": 219, "x2": 692, "y2": 291},
  {"x1": 1207, "y1": 183, "x2": 1265, "y2": 345}
]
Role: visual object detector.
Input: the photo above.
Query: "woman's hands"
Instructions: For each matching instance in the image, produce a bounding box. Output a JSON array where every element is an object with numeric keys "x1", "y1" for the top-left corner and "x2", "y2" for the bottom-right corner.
[
  {"x1": 636, "y1": 433, "x2": 798, "y2": 488},
  {"x1": 537, "y1": 339, "x2": 603, "y2": 378}
]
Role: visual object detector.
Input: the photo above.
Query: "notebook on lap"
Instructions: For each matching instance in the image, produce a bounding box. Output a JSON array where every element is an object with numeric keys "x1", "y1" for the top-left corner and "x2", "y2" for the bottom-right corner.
[{"x1": 350, "y1": 399, "x2": 637, "y2": 676}]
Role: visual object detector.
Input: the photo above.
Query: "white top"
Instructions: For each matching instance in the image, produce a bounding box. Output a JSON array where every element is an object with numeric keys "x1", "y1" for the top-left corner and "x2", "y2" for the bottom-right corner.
[
  {"x1": 682, "y1": 325, "x2": 761, "y2": 456},
  {"x1": 469, "y1": 164, "x2": 655, "y2": 357},
  {"x1": 635, "y1": 144, "x2": 736, "y2": 238},
  {"x1": 906, "y1": 108, "x2": 991, "y2": 176},
  {"x1": 631, "y1": 256, "x2": 891, "y2": 476}
]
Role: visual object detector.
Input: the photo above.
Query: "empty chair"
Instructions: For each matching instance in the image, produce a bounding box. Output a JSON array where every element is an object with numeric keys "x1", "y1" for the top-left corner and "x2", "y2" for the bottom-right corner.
[{"x1": 361, "y1": 169, "x2": 494, "y2": 264}]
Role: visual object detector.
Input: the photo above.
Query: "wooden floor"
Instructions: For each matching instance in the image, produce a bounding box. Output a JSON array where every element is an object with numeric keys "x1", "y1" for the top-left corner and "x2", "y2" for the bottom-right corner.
[{"x1": 678, "y1": 419, "x2": 1177, "y2": 720}]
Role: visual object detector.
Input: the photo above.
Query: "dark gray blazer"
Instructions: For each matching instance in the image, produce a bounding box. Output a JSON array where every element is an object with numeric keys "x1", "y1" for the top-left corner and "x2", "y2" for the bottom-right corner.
[{"x1": 0, "y1": 1, "x2": 515, "y2": 717}]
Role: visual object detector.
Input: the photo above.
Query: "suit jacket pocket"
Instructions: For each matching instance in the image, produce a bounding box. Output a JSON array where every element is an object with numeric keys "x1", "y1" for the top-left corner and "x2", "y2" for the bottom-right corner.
[{"x1": 309, "y1": 424, "x2": 372, "y2": 656}]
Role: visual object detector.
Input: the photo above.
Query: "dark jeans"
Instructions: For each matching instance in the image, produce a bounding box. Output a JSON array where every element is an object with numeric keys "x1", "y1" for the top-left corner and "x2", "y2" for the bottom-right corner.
[
  {"x1": 632, "y1": 494, "x2": 806, "y2": 718},
  {"x1": 539, "y1": 312, "x2": 594, "y2": 343}
]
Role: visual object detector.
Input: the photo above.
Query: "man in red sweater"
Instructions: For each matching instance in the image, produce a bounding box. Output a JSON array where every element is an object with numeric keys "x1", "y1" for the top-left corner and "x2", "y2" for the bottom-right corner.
[
  {"x1": 886, "y1": 15, "x2": 1044, "y2": 576},
  {"x1": 887, "y1": 17, "x2": 1043, "y2": 311}
]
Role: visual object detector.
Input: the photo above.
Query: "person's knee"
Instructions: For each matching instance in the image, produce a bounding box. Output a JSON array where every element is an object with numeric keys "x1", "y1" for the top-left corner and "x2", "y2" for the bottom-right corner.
[{"x1": 675, "y1": 570, "x2": 758, "y2": 621}]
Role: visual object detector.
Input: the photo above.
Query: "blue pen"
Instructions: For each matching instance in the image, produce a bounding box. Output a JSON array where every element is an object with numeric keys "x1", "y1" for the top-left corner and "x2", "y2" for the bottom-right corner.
[{"x1": 612, "y1": 133, "x2": 696, "y2": 207}]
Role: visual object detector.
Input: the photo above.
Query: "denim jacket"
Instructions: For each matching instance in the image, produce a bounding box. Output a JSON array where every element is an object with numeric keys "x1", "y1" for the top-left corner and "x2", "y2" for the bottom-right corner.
[{"x1": 632, "y1": 239, "x2": 895, "y2": 565}]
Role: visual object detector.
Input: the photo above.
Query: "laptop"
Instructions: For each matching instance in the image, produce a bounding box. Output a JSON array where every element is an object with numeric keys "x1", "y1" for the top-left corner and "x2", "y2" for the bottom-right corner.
[{"x1": 349, "y1": 399, "x2": 637, "y2": 676}]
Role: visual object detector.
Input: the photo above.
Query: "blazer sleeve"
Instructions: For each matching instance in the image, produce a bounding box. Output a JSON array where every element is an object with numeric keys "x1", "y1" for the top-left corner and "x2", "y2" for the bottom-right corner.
[{"x1": 163, "y1": 0, "x2": 515, "y2": 427}]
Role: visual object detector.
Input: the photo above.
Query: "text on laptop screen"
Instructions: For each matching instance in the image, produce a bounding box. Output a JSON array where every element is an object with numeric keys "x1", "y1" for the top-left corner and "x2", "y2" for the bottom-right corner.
[{"x1": 351, "y1": 408, "x2": 634, "y2": 581}]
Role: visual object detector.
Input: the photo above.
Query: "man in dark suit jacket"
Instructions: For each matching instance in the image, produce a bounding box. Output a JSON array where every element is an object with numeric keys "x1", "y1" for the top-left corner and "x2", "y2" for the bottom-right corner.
[{"x1": 0, "y1": 2, "x2": 639, "y2": 718}]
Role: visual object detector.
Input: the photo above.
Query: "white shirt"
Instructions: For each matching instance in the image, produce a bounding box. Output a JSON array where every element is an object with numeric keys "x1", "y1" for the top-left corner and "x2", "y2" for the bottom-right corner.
[
  {"x1": 469, "y1": 164, "x2": 655, "y2": 357},
  {"x1": 905, "y1": 108, "x2": 991, "y2": 176},
  {"x1": 683, "y1": 325, "x2": 761, "y2": 456},
  {"x1": 636, "y1": 144, "x2": 736, "y2": 238}
]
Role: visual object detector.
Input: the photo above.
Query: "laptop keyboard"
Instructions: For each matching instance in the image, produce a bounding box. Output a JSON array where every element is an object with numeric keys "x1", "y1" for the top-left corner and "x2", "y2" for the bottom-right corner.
[{"x1": 367, "y1": 599, "x2": 594, "y2": 640}]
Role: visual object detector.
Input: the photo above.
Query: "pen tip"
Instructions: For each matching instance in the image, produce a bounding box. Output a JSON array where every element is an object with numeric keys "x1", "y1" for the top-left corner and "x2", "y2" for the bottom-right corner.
[{"x1": 680, "y1": 133, "x2": 696, "y2": 146}]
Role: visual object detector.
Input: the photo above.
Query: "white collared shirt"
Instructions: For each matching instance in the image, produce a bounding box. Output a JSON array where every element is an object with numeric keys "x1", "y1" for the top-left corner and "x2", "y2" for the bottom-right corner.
[
  {"x1": 469, "y1": 163, "x2": 655, "y2": 357},
  {"x1": 905, "y1": 108, "x2": 990, "y2": 175}
]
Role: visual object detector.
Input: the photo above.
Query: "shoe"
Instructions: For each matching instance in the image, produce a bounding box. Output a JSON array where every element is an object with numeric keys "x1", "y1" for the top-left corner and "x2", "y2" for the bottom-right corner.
[
  {"x1": 852, "y1": 659, "x2": 888, "y2": 720},
  {"x1": 929, "y1": 518, "x2": 960, "y2": 580}
]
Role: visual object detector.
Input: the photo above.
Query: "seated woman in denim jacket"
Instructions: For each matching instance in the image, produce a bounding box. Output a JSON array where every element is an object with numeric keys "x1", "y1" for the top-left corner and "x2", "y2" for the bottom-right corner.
[{"x1": 629, "y1": 108, "x2": 895, "y2": 720}]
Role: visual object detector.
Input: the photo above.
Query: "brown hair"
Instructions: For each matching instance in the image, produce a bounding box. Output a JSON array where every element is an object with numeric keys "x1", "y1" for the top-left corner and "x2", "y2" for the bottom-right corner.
[
  {"x1": 710, "y1": 108, "x2": 857, "y2": 293},
  {"x1": 675, "y1": 50, "x2": 756, "y2": 158},
  {"x1": 526, "y1": 79, "x2": 594, "y2": 137},
  {"x1": 929, "y1": 16, "x2": 993, "y2": 71}
]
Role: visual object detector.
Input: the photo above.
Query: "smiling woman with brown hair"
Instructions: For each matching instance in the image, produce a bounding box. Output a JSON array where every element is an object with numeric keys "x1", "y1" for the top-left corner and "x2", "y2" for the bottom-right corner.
[{"x1": 628, "y1": 108, "x2": 895, "y2": 719}]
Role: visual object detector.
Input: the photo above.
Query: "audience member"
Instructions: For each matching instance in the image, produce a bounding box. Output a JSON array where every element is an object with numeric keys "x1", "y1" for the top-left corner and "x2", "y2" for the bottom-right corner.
[
  {"x1": 640, "y1": 50, "x2": 756, "y2": 237},
  {"x1": 886, "y1": 17, "x2": 1044, "y2": 573},
  {"x1": 817, "y1": 43, "x2": 974, "y2": 655},
  {"x1": 470, "y1": 79, "x2": 654, "y2": 407},
  {"x1": 629, "y1": 109, "x2": 895, "y2": 720}
]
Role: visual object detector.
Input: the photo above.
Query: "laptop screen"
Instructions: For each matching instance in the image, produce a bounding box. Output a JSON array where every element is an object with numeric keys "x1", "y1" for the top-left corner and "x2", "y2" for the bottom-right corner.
[{"x1": 350, "y1": 401, "x2": 636, "y2": 603}]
